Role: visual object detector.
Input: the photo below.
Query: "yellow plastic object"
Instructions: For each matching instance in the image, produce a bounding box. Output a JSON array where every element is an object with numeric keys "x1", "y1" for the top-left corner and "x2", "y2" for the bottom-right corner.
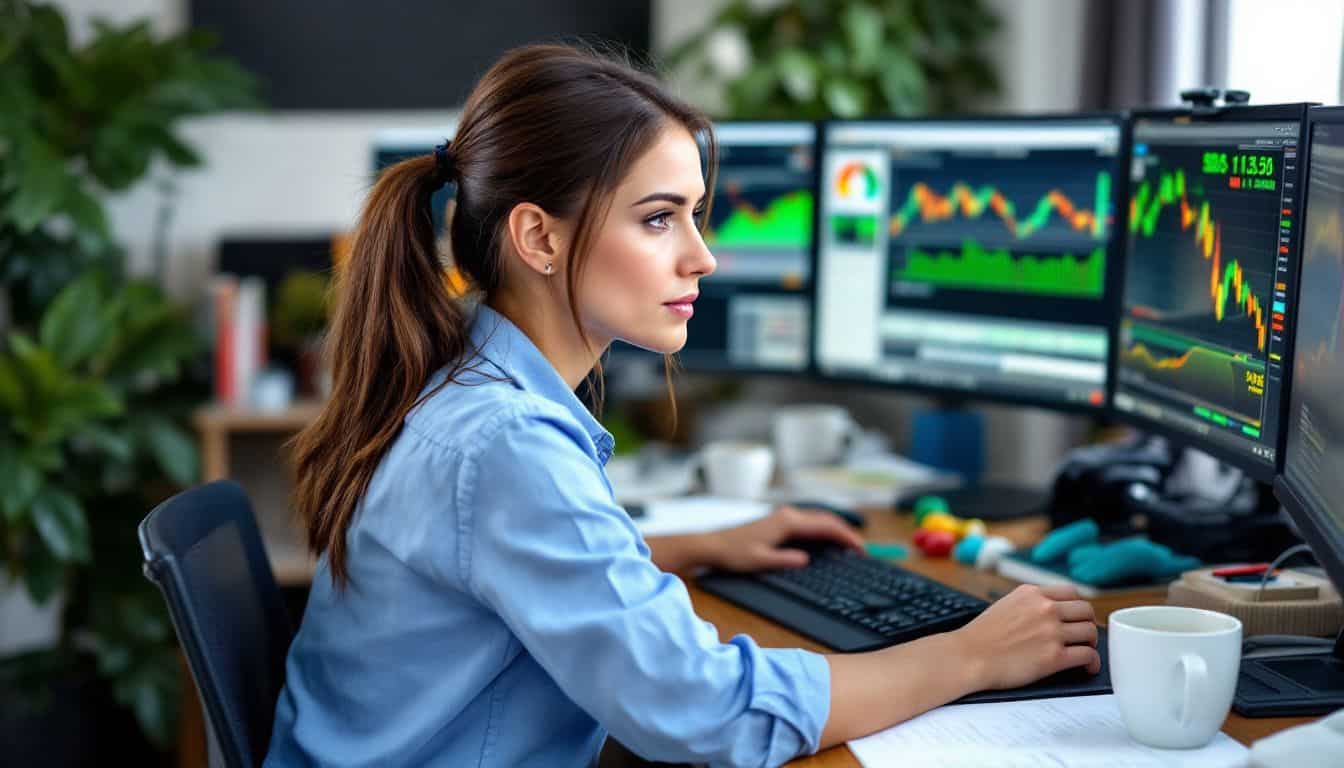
[{"x1": 920, "y1": 513, "x2": 963, "y2": 536}]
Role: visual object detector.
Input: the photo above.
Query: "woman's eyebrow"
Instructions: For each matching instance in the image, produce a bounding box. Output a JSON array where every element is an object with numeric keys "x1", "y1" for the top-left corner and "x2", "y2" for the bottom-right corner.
[{"x1": 631, "y1": 192, "x2": 708, "y2": 207}]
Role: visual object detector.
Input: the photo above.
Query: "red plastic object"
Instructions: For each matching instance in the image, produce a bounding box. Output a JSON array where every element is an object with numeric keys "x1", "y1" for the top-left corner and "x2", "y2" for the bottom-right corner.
[
  {"x1": 913, "y1": 529, "x2": 956, "y2": 558},
  {"x1": 1211, "y1": 563, "x2": 1272, "y2": 577}
]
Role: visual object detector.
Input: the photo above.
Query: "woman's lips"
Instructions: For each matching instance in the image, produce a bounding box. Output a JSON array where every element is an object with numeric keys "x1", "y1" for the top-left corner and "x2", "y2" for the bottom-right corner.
[{"x1": 664, "y1": 301, "x2": 694, "y2": 318}]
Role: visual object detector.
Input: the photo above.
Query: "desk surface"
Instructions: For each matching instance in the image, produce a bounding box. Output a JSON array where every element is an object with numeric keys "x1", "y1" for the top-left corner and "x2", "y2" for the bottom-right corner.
[{"x1": 682, "y1": 509, "x2": 1314, "y2": 766}]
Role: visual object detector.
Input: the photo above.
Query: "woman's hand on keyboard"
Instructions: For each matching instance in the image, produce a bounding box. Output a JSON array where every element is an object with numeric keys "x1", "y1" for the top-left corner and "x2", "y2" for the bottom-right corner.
[
  {"x1": 952, "y1": 583, "x2": 1101, "y2": 690},
  {"x1": 705, "y1": 505, "x2": 866, "y2": 573}
]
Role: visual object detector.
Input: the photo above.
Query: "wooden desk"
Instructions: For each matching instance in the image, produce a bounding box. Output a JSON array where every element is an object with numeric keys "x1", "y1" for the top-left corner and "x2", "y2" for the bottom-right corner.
[{"x1": 682, "y1": 509, "x2": 1314, "y2": 766}]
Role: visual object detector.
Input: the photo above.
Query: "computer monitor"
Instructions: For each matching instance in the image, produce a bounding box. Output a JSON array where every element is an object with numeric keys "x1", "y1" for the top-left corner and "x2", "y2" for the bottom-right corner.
[
  {"x1": 812, "y1": 116, "x2": 1126, "y2": 411},
  {"x1": 610, "y1": 121, "x2": 816, "y2": 373},
  {"x1": 1112, "y1": 105, "x2": 1311, "y2": 481},
  {"x1": 1279, "y1": 107, "x2": 1344, "y2": 596},
  {"x1": 1238, "y1": 106, "x2": 1344, "y2": 717}
]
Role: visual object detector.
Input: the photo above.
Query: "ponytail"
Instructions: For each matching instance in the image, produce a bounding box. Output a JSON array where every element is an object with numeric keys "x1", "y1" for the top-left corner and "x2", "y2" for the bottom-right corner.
[{"x1": 289, "y1": 152, "x2": 468, "y2": 588}]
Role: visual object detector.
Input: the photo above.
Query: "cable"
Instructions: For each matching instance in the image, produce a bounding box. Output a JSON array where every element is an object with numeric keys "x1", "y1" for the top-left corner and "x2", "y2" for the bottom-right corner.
[{"x1": 1256, "y1": 542, "x2": 1315, "y2": 597}]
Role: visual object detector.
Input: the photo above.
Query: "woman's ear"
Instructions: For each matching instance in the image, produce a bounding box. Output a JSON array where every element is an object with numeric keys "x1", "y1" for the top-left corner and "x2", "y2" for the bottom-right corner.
[{"x1": 505, "y1": 202, "x2": 568, "y2": 277}]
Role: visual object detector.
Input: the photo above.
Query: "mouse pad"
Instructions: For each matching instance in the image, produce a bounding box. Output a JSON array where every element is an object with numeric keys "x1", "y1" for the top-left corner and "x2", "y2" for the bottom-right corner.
[{"x1": 953, "y1": 631, "x2": 1111, "y2": 705}]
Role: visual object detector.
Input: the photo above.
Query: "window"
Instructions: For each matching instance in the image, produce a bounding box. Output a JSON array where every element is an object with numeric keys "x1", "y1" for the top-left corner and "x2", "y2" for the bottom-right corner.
[{"x1": 1224, "y1": 0, "x2": 1344, "y2": 104}]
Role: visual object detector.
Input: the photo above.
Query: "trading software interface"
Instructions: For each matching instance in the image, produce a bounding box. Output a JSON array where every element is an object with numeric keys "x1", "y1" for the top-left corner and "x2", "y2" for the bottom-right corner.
[
  {"x1": 1284, "y1": 118, "x2": 1344, "y2": 526},
  {"x1": 1114, "y1": 114, "x2": 1303, "y2": 472},
  {"x1": 814, "y1": 119, "x2": 1124, "y2": 407}
]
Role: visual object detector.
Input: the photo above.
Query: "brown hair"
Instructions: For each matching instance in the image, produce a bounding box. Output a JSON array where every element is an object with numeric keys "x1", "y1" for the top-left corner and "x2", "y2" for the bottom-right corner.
[{"x1": 290, "y1": 43, "x2": 717, "y2": 588}]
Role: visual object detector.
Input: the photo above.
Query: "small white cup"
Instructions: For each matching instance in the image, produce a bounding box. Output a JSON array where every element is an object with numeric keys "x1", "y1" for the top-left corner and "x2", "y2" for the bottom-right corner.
[
  {"x1": 1109, "y1": 606, "x2": 1243, "y2": 749},
  {"x1": 772, "y1": 405, "x2": 858, "y2": 471},
  {"x1": 701, "y1": 441, "x2": 775, "y2": 500}
]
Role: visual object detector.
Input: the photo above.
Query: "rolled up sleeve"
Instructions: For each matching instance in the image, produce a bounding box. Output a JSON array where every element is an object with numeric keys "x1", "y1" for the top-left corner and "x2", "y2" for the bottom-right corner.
[{"x1": 463, "y1": 409, "x2": 831, "y2": 767}]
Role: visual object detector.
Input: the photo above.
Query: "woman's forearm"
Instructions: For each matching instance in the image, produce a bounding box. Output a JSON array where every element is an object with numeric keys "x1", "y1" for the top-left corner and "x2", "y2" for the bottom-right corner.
[
  {"x1": 817, "y1": 631, "x2": 982, "y2": 750},
  {"x1": 645, "y1": 533, "x2": 716, "y2": 576}
]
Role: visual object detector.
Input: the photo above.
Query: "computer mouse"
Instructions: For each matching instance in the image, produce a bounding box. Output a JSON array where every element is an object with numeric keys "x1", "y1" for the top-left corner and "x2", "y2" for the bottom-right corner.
[{"x1": 788, "y1": 499, "x2": 865, "y2": 529}]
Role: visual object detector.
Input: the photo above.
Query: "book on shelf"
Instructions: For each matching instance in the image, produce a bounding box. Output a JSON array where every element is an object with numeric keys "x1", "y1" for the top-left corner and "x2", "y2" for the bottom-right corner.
[{"x1": 209, "y1": 274, "x2": 267, "y2": 406}]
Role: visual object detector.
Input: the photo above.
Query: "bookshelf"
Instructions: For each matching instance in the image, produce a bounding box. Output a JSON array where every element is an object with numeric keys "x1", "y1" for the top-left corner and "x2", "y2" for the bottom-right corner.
[{"x1": 192, "y1": 400, "x2": 323, "y2": 585}]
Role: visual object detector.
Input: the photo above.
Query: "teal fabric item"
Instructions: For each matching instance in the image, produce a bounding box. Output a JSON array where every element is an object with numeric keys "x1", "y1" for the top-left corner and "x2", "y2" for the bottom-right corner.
[
  {"x1": 1066, "y1": 537, "x2": 1202, "y2": 586},
  {"x1": 1030, "y1": 519, "x2": 1100, "y2": 563}
]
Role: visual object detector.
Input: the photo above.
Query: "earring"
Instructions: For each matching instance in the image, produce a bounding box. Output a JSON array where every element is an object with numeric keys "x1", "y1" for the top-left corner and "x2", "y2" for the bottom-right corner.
[{"x1": 544, "y1": 262, "x2": 554, "y2": 275}]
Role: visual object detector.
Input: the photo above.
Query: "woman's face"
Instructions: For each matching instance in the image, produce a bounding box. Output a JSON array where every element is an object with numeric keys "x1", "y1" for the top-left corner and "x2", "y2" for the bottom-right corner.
[{"x1": 576, "y1": 125, "x2": 716, "y2": 354}]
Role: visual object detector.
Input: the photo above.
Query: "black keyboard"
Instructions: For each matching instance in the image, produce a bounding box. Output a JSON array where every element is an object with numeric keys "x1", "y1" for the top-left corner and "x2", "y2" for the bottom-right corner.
[{"x1": 698, "y1": 544, "x2": 990, "y2": 653}]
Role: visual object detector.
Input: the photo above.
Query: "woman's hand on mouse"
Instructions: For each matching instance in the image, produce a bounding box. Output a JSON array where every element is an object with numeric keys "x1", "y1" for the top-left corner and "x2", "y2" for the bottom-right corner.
[{"x1": 704, "y1": 505, "x2": 866, "y2": 573}]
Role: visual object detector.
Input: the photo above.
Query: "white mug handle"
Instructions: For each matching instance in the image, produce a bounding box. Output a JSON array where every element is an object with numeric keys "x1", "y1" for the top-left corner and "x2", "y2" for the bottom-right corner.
[{"x1": 1176, "y1": 653, "x2": 1209, "y2": 726}]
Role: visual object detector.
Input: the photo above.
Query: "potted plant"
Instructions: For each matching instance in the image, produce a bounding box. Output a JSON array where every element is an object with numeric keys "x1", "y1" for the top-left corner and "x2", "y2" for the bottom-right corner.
[
  {"x1": 270, "y1": 270, "x2": 332, "y2": 398},
  {"x1": 0, "y1": 1, "x2": 258, "y2": 760},
  {"x1": 663, "y1": 0, "x2": 1000, "y2": 118}
]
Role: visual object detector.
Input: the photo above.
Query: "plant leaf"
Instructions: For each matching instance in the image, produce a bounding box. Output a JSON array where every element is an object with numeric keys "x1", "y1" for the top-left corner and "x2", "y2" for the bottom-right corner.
[
  {"x1": 40, "y1": 273, "x2": 105, "y2": 368},
  {"x1": 774, "y1": 48, "x2": 818, "y2": 102},
  {"x1": 76, "y1": 423, "x2": 135, "y2": 462},
  {"x1": 823, "y1": 78, "x2": 868, "y2": 118},
  {"x1": 140, "y1": 416, "x2": 198, "y2": 487},
  {"x1": 22, "y1": 541, "x2": 65, "y2": 604},
  {"x1": 0, "y1": 441, "x2": 42, "y2": 523},
  {"x1": 842, "y1": 3, "x2": 885, "y2": 74},
  {"x1": 0, "y1": 354, "x2": 23, "y2": 412},
  {"x1": 30, "y1": 486, "x2": 91, "y2": 563},
  {"x1": 7, "y1": 137, "x2": 68, "y2": 233}
]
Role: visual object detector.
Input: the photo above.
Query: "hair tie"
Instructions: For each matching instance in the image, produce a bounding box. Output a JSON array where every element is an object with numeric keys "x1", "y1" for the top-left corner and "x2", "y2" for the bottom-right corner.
[{"x1": 432, "y1": 140, "x2": 455, "y2": 188}]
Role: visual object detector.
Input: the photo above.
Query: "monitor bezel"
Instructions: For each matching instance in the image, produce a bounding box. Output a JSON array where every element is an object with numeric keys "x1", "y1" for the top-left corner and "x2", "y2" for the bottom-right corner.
[
  {"x1": 1109, "y1": 103, "x2": 1313, "y2": 483},
  {"x1": 807, "y1": 111, "x2": 1131, "y2": 415}
]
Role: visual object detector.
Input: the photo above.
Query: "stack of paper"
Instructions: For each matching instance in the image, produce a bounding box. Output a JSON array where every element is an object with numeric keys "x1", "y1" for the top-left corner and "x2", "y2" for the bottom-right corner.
[{"x1": 848, "y1": 695, "x2": 1248, "y2": 767}]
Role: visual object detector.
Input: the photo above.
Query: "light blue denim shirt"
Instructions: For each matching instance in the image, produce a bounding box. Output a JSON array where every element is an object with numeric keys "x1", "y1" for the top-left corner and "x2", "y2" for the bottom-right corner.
[{"x1": 264, "y1": 305, "x2": 831, "y2": 768}]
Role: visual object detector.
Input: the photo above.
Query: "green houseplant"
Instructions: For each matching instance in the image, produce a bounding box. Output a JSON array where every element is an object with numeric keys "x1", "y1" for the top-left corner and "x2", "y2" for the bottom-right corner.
[
  {"x1": 665, "y1": 0, "x2": 1000, "y2": 119},
  {"x1": 0, "y1": 0, "x2": 258, "y2": 753}
]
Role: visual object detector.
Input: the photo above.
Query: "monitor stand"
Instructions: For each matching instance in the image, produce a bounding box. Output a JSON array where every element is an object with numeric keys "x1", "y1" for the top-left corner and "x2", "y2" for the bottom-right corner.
[
  {"x1": 902, "y1": 398, "x2": 1050, "y2": 521},
  {"x1": 1234, "y1": 628, "x2": 1344, "y2": 717},
  {"x1": 900, "y1": 482, "x2": 1050, "y2": 522}
]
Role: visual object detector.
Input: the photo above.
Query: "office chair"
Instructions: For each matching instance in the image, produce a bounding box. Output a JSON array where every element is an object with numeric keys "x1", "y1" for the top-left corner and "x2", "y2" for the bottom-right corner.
[{"x1": 138, "y1": 480, "x2": 295, "y2": 768}]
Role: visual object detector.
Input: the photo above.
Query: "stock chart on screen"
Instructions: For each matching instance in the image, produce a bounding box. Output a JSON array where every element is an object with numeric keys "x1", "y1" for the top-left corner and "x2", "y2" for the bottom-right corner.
[
  {"x1": 814, "y1": 119, "x2": 1124, "y2": 408},
  {"x1": 1286, "y1": 119, "x2": 1344, "y2": 522},
  {"x1": 1114, "y1": 110, "x2": 1307, "y2": 474}
]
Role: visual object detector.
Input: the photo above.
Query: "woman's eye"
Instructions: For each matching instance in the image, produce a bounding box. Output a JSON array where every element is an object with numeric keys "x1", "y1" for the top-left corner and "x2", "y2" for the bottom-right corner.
[
  {"x1": 693, "y1": 207, "x2": 706, "y2": 226},
  {"x1": 646, "y1": 211, "x2": 674, "y2": 230}
]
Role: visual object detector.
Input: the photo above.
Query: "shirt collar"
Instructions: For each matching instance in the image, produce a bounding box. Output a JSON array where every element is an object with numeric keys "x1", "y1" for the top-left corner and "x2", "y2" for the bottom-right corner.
[{"x1": 469, "y1": 304, "x2": 615, "y2": 464}]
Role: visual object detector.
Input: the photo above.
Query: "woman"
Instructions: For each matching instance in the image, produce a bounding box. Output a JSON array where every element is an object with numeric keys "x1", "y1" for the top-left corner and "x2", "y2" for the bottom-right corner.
[{"x1": 266, "y1": 44, "x2": 1099, "y2": 767}]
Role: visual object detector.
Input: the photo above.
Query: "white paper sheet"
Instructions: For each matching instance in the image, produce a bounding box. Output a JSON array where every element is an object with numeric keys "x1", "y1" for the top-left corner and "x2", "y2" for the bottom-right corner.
[
  {"x1": 632, "y1": 496, "x2": 771, "y2": 537},
  {"x1": 848, "y1": 695, "x2": 1248, "y2": 768}
]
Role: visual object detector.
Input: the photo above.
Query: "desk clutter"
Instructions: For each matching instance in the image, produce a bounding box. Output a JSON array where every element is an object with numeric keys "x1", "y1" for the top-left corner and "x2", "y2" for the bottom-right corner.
[{"x1": 1168, "y1": 567, "x2": 1344, "y2": 638}]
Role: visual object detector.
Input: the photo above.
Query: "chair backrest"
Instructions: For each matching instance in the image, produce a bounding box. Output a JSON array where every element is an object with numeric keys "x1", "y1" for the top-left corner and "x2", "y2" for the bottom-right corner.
[{"x1": 138, "y1": 480, "x2": 295, "y2": 768}]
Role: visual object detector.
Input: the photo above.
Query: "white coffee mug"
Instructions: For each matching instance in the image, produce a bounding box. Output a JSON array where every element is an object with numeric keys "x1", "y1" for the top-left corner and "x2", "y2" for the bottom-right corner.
[
  {"x1": 772, "y1": 405, "x2": 858, "y2": 471},
  {"x1": 701, "y1": 441, "x2": 775, "y2": 500},
  {"x1": 1109, "y1": 606, "x2": 1243, "y2": 749}
]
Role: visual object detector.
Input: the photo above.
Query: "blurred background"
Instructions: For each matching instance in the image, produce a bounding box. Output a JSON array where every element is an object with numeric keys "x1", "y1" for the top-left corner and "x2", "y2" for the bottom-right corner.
[{"x1": 1, "y1": 0, "x2": 1342, "y2": 764}]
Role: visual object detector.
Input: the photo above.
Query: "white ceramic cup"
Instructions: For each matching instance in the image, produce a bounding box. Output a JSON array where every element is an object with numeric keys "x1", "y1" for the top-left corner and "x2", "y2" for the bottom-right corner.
[
  {"x1": 772, "y1": 405, "x2": 858, "y2": 471},
  {"x1": 701, "y1": 441, "x2": 775, "y2": 500},
  {"x1": 1109, "y1": 606, "x2": 1243, "y2": 749}
]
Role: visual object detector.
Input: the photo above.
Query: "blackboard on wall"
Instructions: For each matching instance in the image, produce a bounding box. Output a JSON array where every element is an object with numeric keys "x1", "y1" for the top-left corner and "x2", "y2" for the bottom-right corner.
[{"x1": 190, "y1": 1, "x2": 653, "y2": 110}]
